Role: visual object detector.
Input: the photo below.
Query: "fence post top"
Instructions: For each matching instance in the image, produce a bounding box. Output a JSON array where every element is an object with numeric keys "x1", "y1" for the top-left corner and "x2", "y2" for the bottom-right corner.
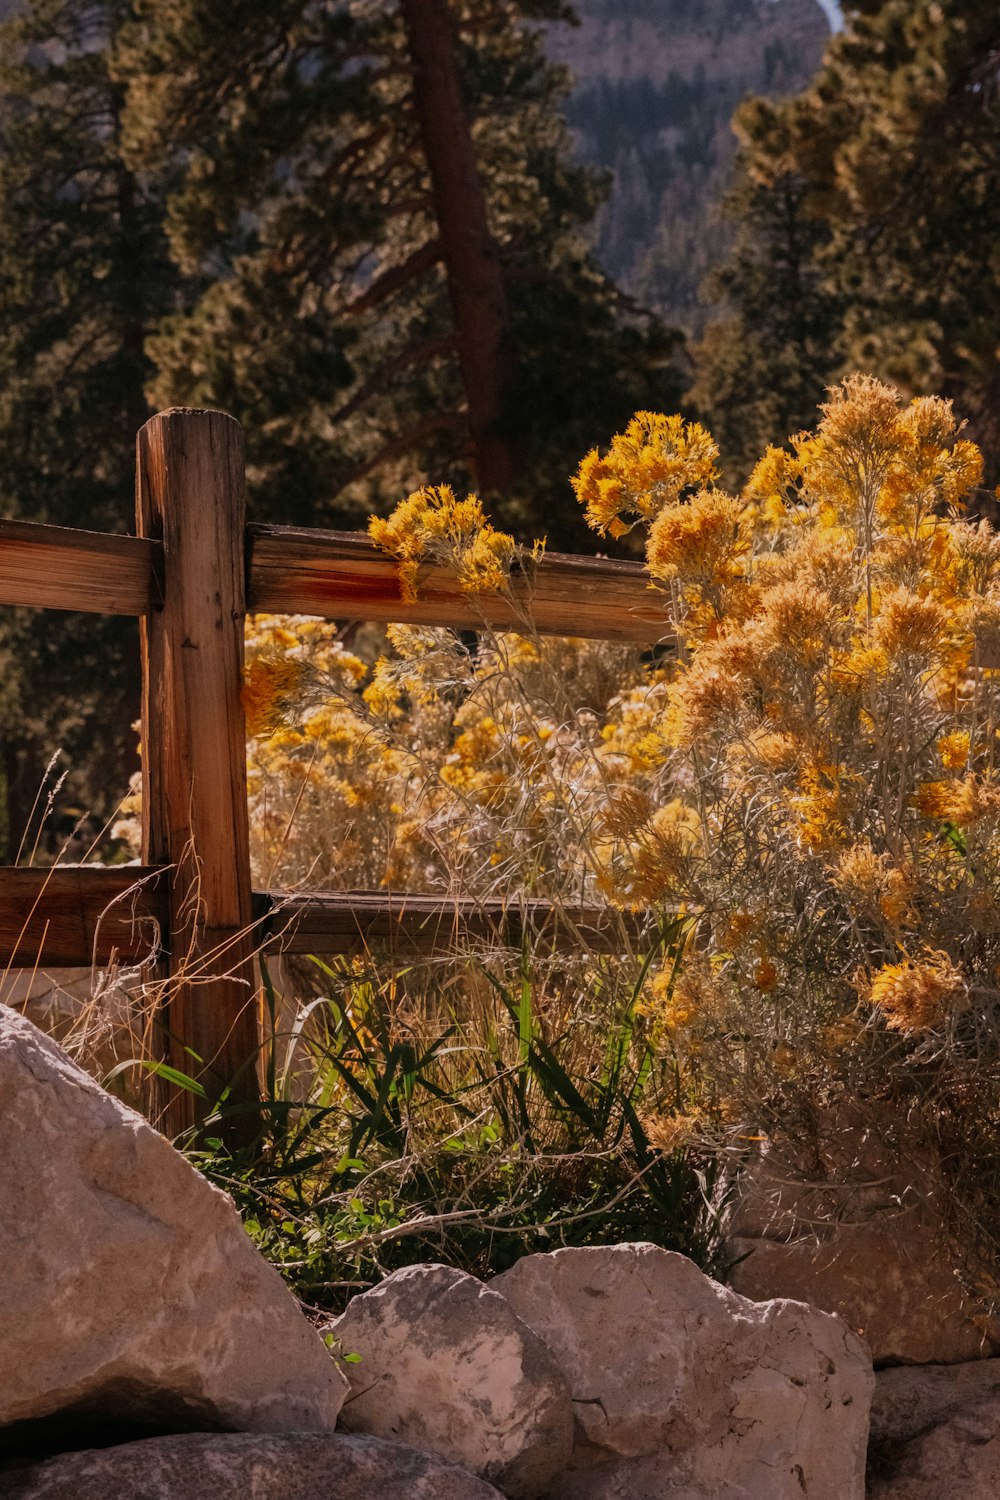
[{"x1": 141, "y1": 407, "x2": 241, "y2": 430}]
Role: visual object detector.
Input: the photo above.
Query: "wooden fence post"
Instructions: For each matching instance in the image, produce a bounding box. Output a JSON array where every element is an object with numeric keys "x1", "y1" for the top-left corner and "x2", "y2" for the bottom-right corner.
[{"x1": 136, "y1": 408, "x2": 259, "y2": 1138}]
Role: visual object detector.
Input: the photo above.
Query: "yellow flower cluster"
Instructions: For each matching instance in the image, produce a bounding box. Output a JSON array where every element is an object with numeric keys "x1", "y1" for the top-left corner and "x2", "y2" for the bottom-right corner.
[
  {"x1": 913, "y1": 775, "x2": 1000, "y2": 828},
  {"x1": 869, "y1": 953, "x2": 967, "y2": 1034},
  {"x1": 832, "y1": 844, "x2": 914, "y2": 925},
  {"x1": 938, "y1": 731, "x2": 971, "y2": 770},
  {"x1": 646, "y1": 489, "x2": 753, "y2": 593},
  {"x1": 598, "y1": 798, "x2": 703, "y2": 909},
  {"x1": 793, "y1": 377, "x2": 982, "y2": 537},
  {"x1": 369, "y1": 484, "x2": 521, "y2": 603},
  {"x1": 743, "y1": 445, "x2": 805, "y2": 522},
  {"x1": 242, "y1": 610, "x2": 664, "y2": 903},
  {"x1": 242, "y1": 655, "x2": 308, "y2": 739},
  {"x1": 571, "y1": 412, "x2": 718, "y2": 539}
]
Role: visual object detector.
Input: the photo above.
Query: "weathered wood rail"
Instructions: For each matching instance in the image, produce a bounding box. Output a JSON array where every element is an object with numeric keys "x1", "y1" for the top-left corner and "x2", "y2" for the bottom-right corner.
[
  {"x1": 0, "y1": 872, "x2": 647, "y2": 969},
  {"x1": 0, "y1": 518, "x2": 668, "y2": 643},
  {"x1": 0, "y1": 408, "x2": 668, "y2": 1134},
  {"x1": 247, "y1": 525, "x2": 670, "y2": 643}
]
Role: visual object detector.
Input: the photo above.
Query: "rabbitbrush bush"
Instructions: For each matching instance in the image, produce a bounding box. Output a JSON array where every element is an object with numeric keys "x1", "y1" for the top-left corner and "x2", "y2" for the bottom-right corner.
[{"x1": 123, "y1": 375, "x2": 1000, "y2": 1312}]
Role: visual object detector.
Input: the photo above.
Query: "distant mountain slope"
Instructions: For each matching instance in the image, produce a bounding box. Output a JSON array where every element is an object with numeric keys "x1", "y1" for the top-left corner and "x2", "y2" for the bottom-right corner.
[{"x1": 548, "y1": 0, "x2": 831, "y2": 331}]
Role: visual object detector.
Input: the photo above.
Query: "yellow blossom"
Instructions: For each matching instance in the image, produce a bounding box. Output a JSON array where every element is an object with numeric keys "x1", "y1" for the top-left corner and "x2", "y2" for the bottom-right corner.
[
  {"x1": 572, "y1": 412, "x2": 718, "y2": 538},
  {"x1": 646, "y1": 489, "x2": 753, "y2": 594},
  {"x1": 743, "y1": 445, "x2": 804, "y2": 523},
  {"x1": 927, "y1": 775, "x2": 1000, "y2": 826},
  {"x1": 369, "y1": 484, "x2": 520, "y2": 603},
  {"x1": 241, "y1": 655, "x2": 307, "y2": 738},
  {"x1": 600, "y1": 798, "x2": 702, "y2": 908},
  {"x1": 644, "y1": 1109, "x2": 704, "y2": 1153},
  {"x1": 745, "y1": 731, "x2": 800, "y2": 773},
  {"x1": 868, "y1": 953, "x2": 967, "y2": 1033},
  {"x1": 874, "y1": 588, "x2": 947, "y2": 663},
  {"x1": 832, "y1": 844, "x2": 914, "y2": 924},
  {"x1": 790, "y1": 762, "x2": 854, "y2": 852},
  {"x1": 938, "y1": 731, "x2": 970, "y2": 771}
]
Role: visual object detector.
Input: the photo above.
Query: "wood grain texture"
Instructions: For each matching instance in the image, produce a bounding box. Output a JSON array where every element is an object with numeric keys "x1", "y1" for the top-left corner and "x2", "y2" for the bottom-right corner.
[
  {"x1": 260, "y1": 889, "x2": 650, "y2": 956},
  {"x1": 0, "y1": 866, "x2": 167, "y2": 968},
  {"x1": 2, "y1": 873, "x2": 648, "y2": 969},
  {"x1": 248, "y1": 524, "x2": 674, "y2": 645},
  {"x1": 137, "y1": 409, "x2": 259, "y2": 1129},
  {"x1": 0, "y1": 517, "x2": 672, "y2": 644},
  {"x1": 0, "y1": 518, "x2": 159, "y2": 615}
]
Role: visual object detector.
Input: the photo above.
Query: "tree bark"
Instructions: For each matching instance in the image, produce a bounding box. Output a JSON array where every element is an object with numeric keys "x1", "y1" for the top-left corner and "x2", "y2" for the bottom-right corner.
[{"x1": 399, "y1": 0, "x2": 515, "y2": 497}]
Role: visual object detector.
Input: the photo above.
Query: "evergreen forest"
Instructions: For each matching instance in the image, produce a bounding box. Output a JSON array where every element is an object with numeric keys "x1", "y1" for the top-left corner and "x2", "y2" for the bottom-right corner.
[{"x1": 1, "y1": 0, "x2": 1000, "y2": 850}]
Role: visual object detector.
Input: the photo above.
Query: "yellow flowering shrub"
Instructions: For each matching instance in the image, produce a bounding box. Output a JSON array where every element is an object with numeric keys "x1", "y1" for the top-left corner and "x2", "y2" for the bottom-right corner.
[
  {"x1": 563, "y1": 378, "x2": 1000, "y2": 1279},
  {"x1": 244, "y1": 611, "x2": 657, "y2": 903},
  {"x1": 237, "y1": 373, "x2": 1000, "y2": 1298},
  {"x1": 249, "y1": 375, "x2": 1000, "y2": 1059},
  {"x1": 867, "y1": 953, "x2": 968, "y2": 1035}
]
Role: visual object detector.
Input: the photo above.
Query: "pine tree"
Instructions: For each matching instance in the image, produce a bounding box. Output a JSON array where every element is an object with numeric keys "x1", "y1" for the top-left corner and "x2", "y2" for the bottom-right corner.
[
  {"x1": 695, "y1": 0, "x2": 1000, "y2": 480},
  {"x1": 689, "y1": 168, "x2": 841, "y2": 485},
  {"x1": 0, "y1": 0, "x2": 179, "y2": 854},
  {"x1": 116, "y1": 0, "x2": 680, "y2": 544}
]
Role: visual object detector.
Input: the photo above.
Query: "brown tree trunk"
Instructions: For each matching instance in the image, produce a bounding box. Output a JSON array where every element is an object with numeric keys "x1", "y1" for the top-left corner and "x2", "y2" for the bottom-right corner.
[{"x1": 399, "y1": 0, "x2": 515, "y2": 497}]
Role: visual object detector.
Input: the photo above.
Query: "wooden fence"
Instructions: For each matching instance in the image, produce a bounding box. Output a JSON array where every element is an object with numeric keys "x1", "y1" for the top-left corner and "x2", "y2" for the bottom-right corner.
[{"x1": 0, "y1": 408, "x2": 671, "y2": 1134}]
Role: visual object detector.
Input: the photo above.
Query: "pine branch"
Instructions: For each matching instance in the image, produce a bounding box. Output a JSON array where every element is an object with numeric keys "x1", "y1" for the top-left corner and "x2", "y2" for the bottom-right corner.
[
  {"x1": 336, "y1": 410, "x2": 466, "y2": 491},
  {"x1": 342, "y1": 238, "x2": 442, "y2": 318},
  {"x1": 327, "y1": 335, "x2": 456, "y2": 428}
]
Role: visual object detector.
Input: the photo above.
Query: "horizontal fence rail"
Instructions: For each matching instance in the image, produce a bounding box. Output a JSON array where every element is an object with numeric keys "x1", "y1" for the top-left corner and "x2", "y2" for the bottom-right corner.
[
  {"x1": 0, "y1": 516, "x2": 674, "y2": 646},
  {"x1": 260, "y1": 889, "x2": 650, "y2": 957},
  {"x1": 0, "y1": 408, "x2": 666, "y2": 1135},
  {"x1": 0, "y1": 518, "x2": 161, "y2": 616},
  {"x1": 0, "y1": 867, "x2": 645, "y2": 969},
  {"x1": 248, "y1": 524, "x2": 672, "y2": 645},
  {"x1": 0, "y1": 867, "x2": 167, "y2": 967}
]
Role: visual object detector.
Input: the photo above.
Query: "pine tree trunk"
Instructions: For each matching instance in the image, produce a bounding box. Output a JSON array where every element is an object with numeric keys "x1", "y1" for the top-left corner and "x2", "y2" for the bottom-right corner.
[{"x1": 399, "y1": 0, "x2": 515, "y2": 497}]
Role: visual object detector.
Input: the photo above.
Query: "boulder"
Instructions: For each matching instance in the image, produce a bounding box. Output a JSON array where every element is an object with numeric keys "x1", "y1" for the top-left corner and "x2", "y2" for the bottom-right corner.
[
  {"x1": 867, "y1": 1359, "x2": 1000, "y2": 1498},
  {"x1": 325, "y1": 1263, "x2": 573, "y2": 1498},
  {"x1": 0, "y1": 1006, "x2": 347, "y2": 1452},
  {"x1": 726, "y1": 1106, "x2": 995, "y2": 1365},
  {"x1": 0, "y1": 1431, "x2": 506, "y2": 1499},
  {"x1": 492, "y1": 1242, "x2": 873, "y2": 1500}
]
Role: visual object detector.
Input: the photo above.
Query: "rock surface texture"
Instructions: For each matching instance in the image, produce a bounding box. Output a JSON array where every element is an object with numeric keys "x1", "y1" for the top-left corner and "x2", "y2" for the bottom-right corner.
[
  {"x1": 0, "y1": 1432, "x2": 506, "y2": 1499},
  {"x1": 727, "y1": 1108, "x2": 993, "y2": 1365},
  {"x1": 867, "y1": 1359, "x2": 1000, "y2": 1498},
  {"x1": 492, "y1": 1242, "x2": 873, "y2": 1500},
  {"x1": 0, "y1": 1006, "x2": 347, "y2": 1445},
  {"x1": 325, "y1": 1263, "x2": 573, "y2": 1498}
]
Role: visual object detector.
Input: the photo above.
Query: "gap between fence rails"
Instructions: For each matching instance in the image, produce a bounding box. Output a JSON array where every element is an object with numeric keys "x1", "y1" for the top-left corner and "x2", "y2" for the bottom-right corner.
[{"x1": 0, "y1": 407, "x2": 672, "y2": 1136}]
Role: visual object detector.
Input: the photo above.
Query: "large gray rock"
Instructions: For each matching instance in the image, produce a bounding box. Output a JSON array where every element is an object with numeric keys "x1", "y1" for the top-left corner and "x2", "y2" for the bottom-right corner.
[
  {"x1": 867, "y1": 1359, "x2": 1000, "y2": 1498},
  {"x1": 0, "y1": 1432, "x2": 506, "y2": 1499},
  {"x1": 0, "y1": 1006, "x2": 347, "y2": 1439},
  {"x1": 325, "y1": 1263, "x2": 573, "y2": 1498},
  {"x1": 727, "y1": 1108, "x2": 995, "y2": 1365},
  {"x1": 492, "y1": 1242, "x2": 873, "y2": 1500}
]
